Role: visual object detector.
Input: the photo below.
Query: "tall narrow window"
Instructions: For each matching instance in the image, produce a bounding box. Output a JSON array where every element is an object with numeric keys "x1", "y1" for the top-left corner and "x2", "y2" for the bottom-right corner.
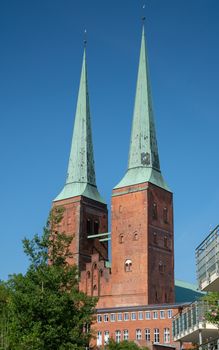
[
  {"x1": 115, "y1": 330, "x2": 121, "y2": 343},
  {"x1": 97, "y1": 314, "x2": 102, "y2": 323},
  {"x1": 94, "y1": 220, "x2": 99, "y2": 234},
  {"x1": 164, "y1": 328, "x2": 170, "y2": 343},
  {"x1": 159, "y1": 262, "x2": 165, "y2": 274},
  {"x1": 164, "y1": 236, "x2": 168, "y2": 248},
  {"x1": 124, "y1": 313, "x2": 129, "y2": 321},
  {"x1": 131, "y1": 312, "x2": 136, "y2": 321},
  {"x1": 165, "y1": 293, "x2": 168, "y2": 303},
  {"x1": 117, "y1": 313, "x2": 122, "y2": 321},
  {"x1": 167, "y1": 310, "x2": 172, "y2": 319},
  {"x1": 153, "y1": 232, "x2": 158, "y2": 244},
  {"x1": 152, "y1": 203, "x2": 158, "y2": 220},
  {"x1": 123, "y1": 329, "x2": 129, "y2": 340},
  {"x1": 104, "y1": 314, "x2": 109, "y2": 322},
  {"x1": 163, "y1": 207, "x2": 168, "y2": 223},
  {"x1": 145, "y1": 311, "x2": 151, "y2": 320},
  {"x1": 138, "y1": 311, "x2": 143, "y2": 320},
  {"x1": 104, "y1": 331, "x2": 109, "y2": 345},
  {"x1": 133, "y1": 232, "x2": 138, "y2": 241},
  {"x1": 145, "y1": 328, "x2": 150, "y2": 341},
  {"x1": 110, "y1": 314, "x2": 116, "y2": 322},
  {"x1": 154, "y1": 328, "x2": 159, "y2": 343},
  {"x1": 119, "y1": 234, "x2": 124, "y2": 243},
  {"x1": 136, "y1": 329, "x2": 142, "y2": 340},
  {"x1": 87, "y1": 219, "x2": 92, "y2": 234},
  {"x1": 97, "y1": 331, "x2": 102, "y2": 346},
  {"x1": 153, "y1": 311, "x2": 158, "y2": 319},
  {"x1": 160, "y1": 310, "x2": 165, "y2": 319}
]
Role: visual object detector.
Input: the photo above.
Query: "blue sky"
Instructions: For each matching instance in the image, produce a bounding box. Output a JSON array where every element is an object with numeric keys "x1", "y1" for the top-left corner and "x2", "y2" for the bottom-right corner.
[{"x1": 0, "y1": 0, "x2": 219, "y2": 284}]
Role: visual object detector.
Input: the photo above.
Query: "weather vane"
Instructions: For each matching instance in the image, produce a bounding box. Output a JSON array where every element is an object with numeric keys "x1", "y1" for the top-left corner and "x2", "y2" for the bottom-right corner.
[
  {"x1": 84, "y1": 29, "x2": 87, "y2": 47},
  {"x1": 142, "y1": 4, "x2": 146, "y2": 22}
]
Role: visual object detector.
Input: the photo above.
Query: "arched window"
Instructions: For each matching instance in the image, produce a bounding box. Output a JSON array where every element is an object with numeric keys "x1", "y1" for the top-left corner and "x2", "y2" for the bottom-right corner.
[
  {"x1": 104, "y1": 331, "x2": 109, "y2": 345},
  {"x1": 164, "y1": 328, "x2": 170, "y2": 343},
  {"x1": 152, "y1": 203, "x2": 158, "y2": 220},
  {"x1": 136, "y1": 329, "x2": 142, "y2": 340},
  {"x1": 164, "y1": 236, "x2": 168, "y2": 248},
  {"x1": 93, "y1": 284, "x2": 97, "y2": 291},
  {"x1": 119, "y1": 234, "x2": 124, "y2": 243},
  {"x1": 87, "y1": 219, "x2": 92, "y2": 234},
  {"x1": 153, "y1": 232, "x2": 157, "y2": 244},
  {"x1": 145, "y1": 328, "x2": 150, "y2": 341},
  {"x1": 154, "y1": 328, "x2": 159, "y2": 343},
  {"x1": 159, "y1": 261, "x2": 164, "y2": 273},
  {"x1": 87, "y1": 271, "x2": 91, "y2": 279},
  {"x1": 97, "y1": 331, "x2": 102, "y2": 346},
  {"x1": 115, "y1": 330, "x2": 121, "y2": 343},
  {"x1": 93, "y1": 263, "x2": 97, "y2": 270},
  {"x1": 133, "y1": 232, "x2": 138, "y2": 241},
  {"x1": 125, "y1": 259, "x2": 132, "y2": 272},
  {"x1": 163, "y1": 207, "x2": 168, "y2": 223},
  {"x1": 123, "y1": 329, "x2": 129, "y2": 340},
  {"x1": 94, "y1": 220, "x2": 99, "y2": 234}
]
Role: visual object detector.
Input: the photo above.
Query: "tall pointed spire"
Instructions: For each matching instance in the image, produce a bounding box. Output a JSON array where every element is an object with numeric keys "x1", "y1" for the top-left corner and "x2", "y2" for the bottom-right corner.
[
  {"x1": 55, "y1": 47, "x2": 105, "y2": 203},
  {"x1": 115, "y1": 26, "x2": 170, "y2": 191}
]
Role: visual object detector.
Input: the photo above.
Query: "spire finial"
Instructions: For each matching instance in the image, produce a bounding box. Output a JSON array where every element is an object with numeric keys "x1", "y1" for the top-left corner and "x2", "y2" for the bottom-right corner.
[
  {"x1": 142, "y1": 4, "x2": 146, "y2": 22},
  {"x1": 84, "y1": 29, "x2": 87, "y2": 47}
]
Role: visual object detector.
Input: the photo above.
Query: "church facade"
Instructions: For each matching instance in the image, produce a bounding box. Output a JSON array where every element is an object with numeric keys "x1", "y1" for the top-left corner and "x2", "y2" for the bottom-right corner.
[{"x1": 53, "y1": 26, "x2": 187, "y2": 348}]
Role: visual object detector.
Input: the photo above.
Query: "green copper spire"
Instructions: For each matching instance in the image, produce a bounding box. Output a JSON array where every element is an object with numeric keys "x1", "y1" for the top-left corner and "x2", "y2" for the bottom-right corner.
[
  {"x1": 54, "y1": 48, "x2": 105, "y2": 203},
  {"x1": 115, "y1": 26, "x2": 170, "y2": 191}
]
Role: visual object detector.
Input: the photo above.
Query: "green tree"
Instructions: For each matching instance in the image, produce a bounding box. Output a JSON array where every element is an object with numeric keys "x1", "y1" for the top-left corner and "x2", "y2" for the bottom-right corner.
[
  {"x1": 0, "y1": 282, "x2": 10, "y2": 350},
  {"x1": 1, "y1": 207, "x2": 97, "y2": 350},
  {"x1": 202, "y1": 292, "x2": 219, "y2": 325},
  {"x1": 105, "y1": 339, "x2": 149, "y2": 350}
]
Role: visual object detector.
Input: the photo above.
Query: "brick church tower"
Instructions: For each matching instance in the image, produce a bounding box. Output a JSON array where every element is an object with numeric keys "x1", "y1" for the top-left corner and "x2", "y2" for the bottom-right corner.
[
  {"x1": 110, "y1": 27, "x2": 174, "y2": 306},
  {"x1": 53, "y1": 47, "x2": 108, "y2": 273}
]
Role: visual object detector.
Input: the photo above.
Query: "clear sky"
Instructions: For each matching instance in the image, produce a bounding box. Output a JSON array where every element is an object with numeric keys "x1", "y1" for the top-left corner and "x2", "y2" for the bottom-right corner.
[{"x1": 1, "y1": 0, "x2": 219, "y2": 284}]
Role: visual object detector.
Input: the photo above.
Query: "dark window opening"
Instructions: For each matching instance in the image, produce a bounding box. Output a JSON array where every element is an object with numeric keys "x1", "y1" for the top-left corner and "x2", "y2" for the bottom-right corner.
[
  {"x1": 125, "y1": 259, "x2": 132, "y2": 272},
  {"x1": 152, "y1": 203, "x2": 158, "y2": 220},
  {"x1": 87, "y1": 271, "x2": 91, "y2": 278},
  {"x1": 99, "y1": 269, "x2": 103, "y2": 277},
  {"x1": 93, "y1": 284, "x2": 97, "y2": 290},
  {"x1": 153, "y1": 232, "x2": 157, "y2": 244},
  {"x1": 119, "y1": 234, "x2": 124, "y2": 243},
  {"x1": 94, "y1": 220, "x2": 99, "y2": 235},
  {"x1": 93, "y1": 263, "x2": 97, "y2": 270},
  {"x1": 87, "y1": 219, "x2": 92, "y2": 234},
  {"x1": 133, "y1": 232, "x2": 138, "y2": 241},
  {"x1": 165, "y1": 293, "x2": 168, "y2": 303}
]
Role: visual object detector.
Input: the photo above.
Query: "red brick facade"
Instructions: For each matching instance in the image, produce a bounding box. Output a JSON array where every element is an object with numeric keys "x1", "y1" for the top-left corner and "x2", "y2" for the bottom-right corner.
[
  {"x1": 52, "y1": 179, "x2": 178, "y2": 348},
  {"x1": 110, "y1": 182, "x2": 174, "y2": 307},
  {"x1": 53, "y1": 196, "x2": 108, "y2": 273},
  {"x1": 93, "y1": 305, "x2": 180, "y2": 348}
]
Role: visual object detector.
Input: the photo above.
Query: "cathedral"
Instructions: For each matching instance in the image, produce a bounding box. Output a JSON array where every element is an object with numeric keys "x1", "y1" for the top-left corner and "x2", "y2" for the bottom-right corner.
[{"x1": 52, "y1": 25, "x2": 191, "y2": 348}]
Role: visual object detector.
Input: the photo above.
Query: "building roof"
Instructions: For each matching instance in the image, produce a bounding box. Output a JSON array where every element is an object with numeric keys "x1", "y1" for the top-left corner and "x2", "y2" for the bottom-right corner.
[
  {"x1": 114, "y1": 26, "x2": 170, "y2": 191},
  {"x1": 54, "y1": 48, "x2": 105, "y2": 203},
  {"x1": 175, "y1": 279, "x2": 204, "y2": 303},
  {"x1": 96, "y1": 302, "x2": 190, "y2": 314}
]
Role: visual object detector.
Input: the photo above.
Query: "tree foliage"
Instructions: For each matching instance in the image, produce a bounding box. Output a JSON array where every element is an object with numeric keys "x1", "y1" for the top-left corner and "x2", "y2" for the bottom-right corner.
[
  {"x1": 0, "y1": 207, "x2": 97, "y2": 350},
  {"x1": 202, "y1": 292, "x2": 219, "y2": 325},
  {"x1": 105, "y1": 339, "x2": 149, "y2": 350}
]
